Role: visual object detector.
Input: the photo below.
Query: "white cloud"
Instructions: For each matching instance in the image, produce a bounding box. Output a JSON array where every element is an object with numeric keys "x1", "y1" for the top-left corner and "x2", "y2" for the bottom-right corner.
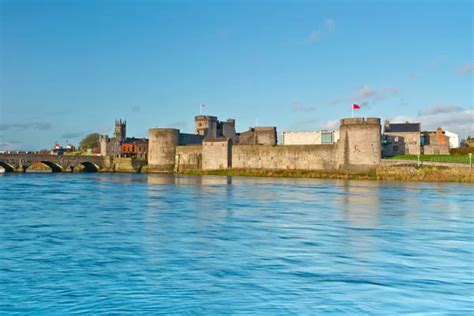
[
  {"x1": 320, "y1": 119, "x2": 339, "y2": 130},
  {"x1": 61, "y1": 131, "x2": 84, "y2": 139},
  {"x1": 292, "y1": 102, "x2": 316, "y2": 112},
  {"x1": 353, "y1": 85, "x2": 399, "y2": 103},
  {"x1": 418, "y1": 104, "x2": 465, "y2": 116},
  {"x1": 455, "y1": 63, "x2": 473, "y2": 76},
  {"x1": 306, "y1": 18, "x2": 335, "y2": 43},
  {"x1": 389, "y1": 105, "x2": 473, "y2": 138},
  {"x1": 0, "y1": 140, "x2": 23, "y2": 151},
  {"x1": 0, "y1": 122, "x2": 52, "y2": 131},
  {"x1": 389, "y1": 115, "x2": 417, "y2": 124},
  {"x1": 330, "y1": 85, "x2": 399, "y2": 106}
]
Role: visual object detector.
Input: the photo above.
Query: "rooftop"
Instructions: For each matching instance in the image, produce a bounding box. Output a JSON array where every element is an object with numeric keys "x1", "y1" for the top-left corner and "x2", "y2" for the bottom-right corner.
[{"x1": 385, "y1": 122, "x2": 420, "y2": 133}]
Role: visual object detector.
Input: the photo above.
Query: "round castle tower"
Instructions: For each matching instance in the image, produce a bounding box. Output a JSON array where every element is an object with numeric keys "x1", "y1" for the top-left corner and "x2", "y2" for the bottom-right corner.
[
  {"x1": 338, "y1": 117, "x2": 381, "y2": 171},
  {"x1": 148, "y1": 128, "x2": 179, "y2": 172}
]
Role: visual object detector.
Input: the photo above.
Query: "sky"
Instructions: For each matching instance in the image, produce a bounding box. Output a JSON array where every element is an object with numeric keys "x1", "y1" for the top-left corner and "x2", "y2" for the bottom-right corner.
[{"x1": 0, "y1": 0, "x2": 472, "y2": 150}]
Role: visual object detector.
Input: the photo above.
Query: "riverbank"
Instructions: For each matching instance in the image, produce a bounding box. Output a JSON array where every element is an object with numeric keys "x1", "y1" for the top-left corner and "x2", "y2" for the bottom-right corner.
[{"x1": 177, "y1": 166, "x2": 474, "y2": 183}]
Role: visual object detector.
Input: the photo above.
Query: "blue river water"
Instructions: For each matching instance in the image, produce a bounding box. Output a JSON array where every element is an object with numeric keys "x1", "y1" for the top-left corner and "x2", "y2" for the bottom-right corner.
[{"x1": 1, "y1": 173, "x2": 473, "y2": 314}]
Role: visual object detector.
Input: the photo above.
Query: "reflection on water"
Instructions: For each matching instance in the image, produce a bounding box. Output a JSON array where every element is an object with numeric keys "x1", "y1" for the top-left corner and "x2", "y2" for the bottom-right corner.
[{"x1": 0, "y1": 173, "x2": 473, "y2": 314}]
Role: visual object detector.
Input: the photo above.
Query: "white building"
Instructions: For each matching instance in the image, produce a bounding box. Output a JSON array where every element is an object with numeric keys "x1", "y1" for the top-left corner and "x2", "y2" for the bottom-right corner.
[
  {"x1": 444, "y1": 130, "x2": 460, "y2": 148},
  {"x1": 281, "y1": 130, "x2": 340, "y2": 145}
]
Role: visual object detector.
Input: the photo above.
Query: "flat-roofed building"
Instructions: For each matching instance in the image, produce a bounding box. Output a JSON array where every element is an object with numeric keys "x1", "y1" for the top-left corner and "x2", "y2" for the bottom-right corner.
[
  {"x1": 281, "y1": 130, "x2": 340, "y2": 145},
  {"x1": 444, "y1": 130, "x2": 460, "y2": 148}
]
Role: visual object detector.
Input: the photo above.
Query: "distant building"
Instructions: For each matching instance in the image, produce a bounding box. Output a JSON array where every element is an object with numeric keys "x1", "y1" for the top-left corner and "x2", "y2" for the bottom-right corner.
[
  {"x1": 100, "y1": 119, "x2": 126, "y2": 158},
  {"x1": 382, "y1": 121, "x2": 421, "y2": 156},
  {"x1": 121, "y1": 137, "x2": 148, "y2": 160},
  {"x1": 281, "y1": 130, "x2": 340, "y2": 145},
  {"x1": 239, "y1": 127, "x2": 278, "y2": 145},
  {"x1": 467, "y1": 137, "x2": 474, "y2": 147},
  {"x1": 421, "y1": 128, "x2": 450, "y2": 155},
  {"x1": 100, "y1": 120, "x2": 149, "y2": 160},
  {"x1": 444, "y1": 130, "x2": 460, "y2": 148}
]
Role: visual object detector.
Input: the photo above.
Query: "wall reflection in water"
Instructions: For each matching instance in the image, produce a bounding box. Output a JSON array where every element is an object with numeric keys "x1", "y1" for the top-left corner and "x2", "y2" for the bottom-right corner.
[{"x1": 1, "y1": 173, "x2": 473, "y2": 314}]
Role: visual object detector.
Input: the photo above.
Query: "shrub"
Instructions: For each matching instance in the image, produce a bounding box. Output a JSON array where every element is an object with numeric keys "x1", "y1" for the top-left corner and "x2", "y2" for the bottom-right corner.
[{"x1": 449, "y1": 147, "x2": 474, "y2": 155}]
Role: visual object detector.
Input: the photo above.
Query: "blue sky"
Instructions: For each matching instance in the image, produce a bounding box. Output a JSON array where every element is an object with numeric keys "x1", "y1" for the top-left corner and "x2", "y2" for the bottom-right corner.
[{"x1": 1, "y1": 0, "x2": 472, "y2": 150}]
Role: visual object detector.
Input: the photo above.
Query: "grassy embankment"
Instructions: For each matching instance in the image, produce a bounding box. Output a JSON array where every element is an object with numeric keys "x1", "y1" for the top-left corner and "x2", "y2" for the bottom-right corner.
[
  {"x1": 177, "y1": 167, "x2": 474, "y2": 183},
  {"x1": 388, "y1": 154, "x2": 471, "y2": 164}
]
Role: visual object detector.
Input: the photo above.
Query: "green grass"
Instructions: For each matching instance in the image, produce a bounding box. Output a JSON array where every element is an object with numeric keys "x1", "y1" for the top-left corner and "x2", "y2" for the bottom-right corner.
[
  {"x1": 178, "y1": 167, "x2": 474, "y2": 183},
  {"x1": 387, "y1": 154, "x2": 471, "y2": 164}
]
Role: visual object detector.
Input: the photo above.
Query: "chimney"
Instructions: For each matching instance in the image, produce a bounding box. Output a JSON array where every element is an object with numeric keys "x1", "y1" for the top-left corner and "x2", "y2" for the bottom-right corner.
[{"x1": 437, "y1": 127, "x2": 444, "y2": 145}]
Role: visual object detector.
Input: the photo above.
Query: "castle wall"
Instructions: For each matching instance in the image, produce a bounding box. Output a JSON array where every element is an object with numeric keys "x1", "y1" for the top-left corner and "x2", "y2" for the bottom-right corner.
[
  {"x1": 338, "y1": 118, "x2": 381, "y2": 171},
  {"x1": 221, "y1": 120, "x2": 237, "y2": 142},
  {"x1": 423, "y1": 144, "x2": 450, "y2": 155},
  {"x1": 148, "y1": 117, "x2": 382, "y2": 173},
  {"x1": 202, "y1": 139, "x2": 232, "y2": 170},
  {"x1": 175, "y1": 145, "x2": 202, "y2": 171},
  {"x1": 238, "y1": 127, "x2": 277, "y2": 145},
  {"x1": 232, "y1": 144, "x2": 338, "y2": 170},
  {"x1": 148, "y1": 128, "x2": 179, "y2": 172}
]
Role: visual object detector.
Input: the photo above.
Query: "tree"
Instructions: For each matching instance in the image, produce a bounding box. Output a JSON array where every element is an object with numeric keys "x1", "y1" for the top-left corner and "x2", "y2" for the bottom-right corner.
[{"x1": 79, "y1": 133, "x2": 100, "y2": 150}]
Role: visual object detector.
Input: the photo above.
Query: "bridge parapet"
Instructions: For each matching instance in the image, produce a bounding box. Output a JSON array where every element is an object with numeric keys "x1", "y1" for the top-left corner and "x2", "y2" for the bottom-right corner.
[{"x1": 0, "y1": 154, "x2": 109, "y2": 172}]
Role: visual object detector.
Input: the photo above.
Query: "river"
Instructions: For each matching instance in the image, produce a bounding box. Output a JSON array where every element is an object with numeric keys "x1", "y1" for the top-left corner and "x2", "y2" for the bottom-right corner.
[{"x1": 1, "y1": 173, "x2": 473, "y2": 314}]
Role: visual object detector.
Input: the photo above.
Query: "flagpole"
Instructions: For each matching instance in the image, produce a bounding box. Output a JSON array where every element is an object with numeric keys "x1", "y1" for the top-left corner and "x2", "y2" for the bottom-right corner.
[{"x1": 351, "y1": 105, "x2": 354, "y2": 118}]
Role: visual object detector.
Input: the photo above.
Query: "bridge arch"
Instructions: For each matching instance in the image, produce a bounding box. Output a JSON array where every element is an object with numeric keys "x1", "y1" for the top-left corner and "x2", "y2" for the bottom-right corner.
[
  {"x1": 26, "y1": 161, "x2": 63, "y2": 173},
  {"x1": 79, "y1": 162, "x2": 99, "y2": 172},
  {"x1": 0, "y1": 162, "x2": 15, "y2": 172}
]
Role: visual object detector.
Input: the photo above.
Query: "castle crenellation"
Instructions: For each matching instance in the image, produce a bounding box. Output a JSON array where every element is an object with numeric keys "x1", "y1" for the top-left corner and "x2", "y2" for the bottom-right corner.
[{"x1": 96, "y1": 114, "x2": 382, "y2": 173}]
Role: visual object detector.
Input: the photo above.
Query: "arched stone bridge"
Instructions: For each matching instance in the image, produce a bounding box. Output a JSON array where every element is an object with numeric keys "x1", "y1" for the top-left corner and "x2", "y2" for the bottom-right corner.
[{"x1": 0, "y1": 153, "x2": 111, "y2": 172}]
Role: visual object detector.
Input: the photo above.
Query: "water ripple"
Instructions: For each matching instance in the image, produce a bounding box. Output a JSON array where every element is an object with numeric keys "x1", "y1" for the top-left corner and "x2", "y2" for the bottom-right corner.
[{"x1": 0, "y1": 173, "x2": 473, "y2": 314}]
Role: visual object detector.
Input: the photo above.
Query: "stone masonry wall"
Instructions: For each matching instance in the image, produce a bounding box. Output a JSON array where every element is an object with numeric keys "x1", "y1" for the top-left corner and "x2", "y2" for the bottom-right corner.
[
  {"x1": 147, "y1": 117, "x2": 381, "y2": 173},
  {"x1": 232, "y1": 144, "x2": 338, "y2": 170},
  {"x1": 175, "y1": 145, "x2": 202, "y2": 171},
  {"x1": 338, "y1": 118, "x2": 381, "y2": 170},
  {"x1": 384, "y1": 131, "x2": 420, "y2": 155},
  {"x1": 423, "y1": 144, "x2": 450, "y2": 155},
  {"x1": 148, "y1": 128, "x2": 179, "y2": 172},
  {"x1": 202, "y1": 139, "x2": 232, "y2": 170}
]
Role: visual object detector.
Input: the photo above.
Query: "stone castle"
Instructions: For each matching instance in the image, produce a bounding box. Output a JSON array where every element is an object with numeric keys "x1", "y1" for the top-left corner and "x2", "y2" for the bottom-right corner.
[
  {"x1": 147, "y1": 117, "x2": 381, "y2": 173},
  {"x1": 99, "y1": 115, "x2": 280, "y2": 162}
]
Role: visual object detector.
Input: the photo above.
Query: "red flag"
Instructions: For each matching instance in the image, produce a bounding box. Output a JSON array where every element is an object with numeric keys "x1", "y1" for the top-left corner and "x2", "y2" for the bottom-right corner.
[{"x1": 352, "y1": 104, "x2": 360, "y2": 110}]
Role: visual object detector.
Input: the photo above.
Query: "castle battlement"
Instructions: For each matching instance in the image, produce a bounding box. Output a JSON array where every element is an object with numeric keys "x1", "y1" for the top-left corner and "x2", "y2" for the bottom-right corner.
[
  {"x1": 340, "y1": 117, "x2": 381, "y2": 126},
  {"x1": 147, "y1": 116, "x2": 382, "y2": 173}
]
